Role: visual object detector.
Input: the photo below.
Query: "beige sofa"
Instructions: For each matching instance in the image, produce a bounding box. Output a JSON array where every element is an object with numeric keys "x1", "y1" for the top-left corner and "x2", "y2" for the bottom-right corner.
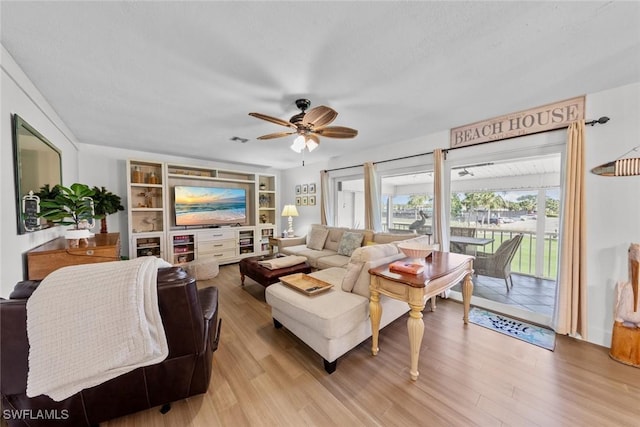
[
  {"x1": 278, "y1": 225, "x2": 415, "y2": 269},
  {"x1": 266, "y1": 233, "x2": 433, "y2": 373}
]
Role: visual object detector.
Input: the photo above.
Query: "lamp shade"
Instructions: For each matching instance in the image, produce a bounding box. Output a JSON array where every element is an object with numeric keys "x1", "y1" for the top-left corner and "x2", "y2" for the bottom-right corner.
[{"x1": 281, "y1": 205, "x2": 299, "y2": 217}]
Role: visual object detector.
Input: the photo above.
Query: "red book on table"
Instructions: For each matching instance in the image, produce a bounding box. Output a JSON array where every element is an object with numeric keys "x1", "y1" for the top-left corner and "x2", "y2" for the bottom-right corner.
[{"x1": 389, "y1": 261, "x2": 424, "y2": 275}]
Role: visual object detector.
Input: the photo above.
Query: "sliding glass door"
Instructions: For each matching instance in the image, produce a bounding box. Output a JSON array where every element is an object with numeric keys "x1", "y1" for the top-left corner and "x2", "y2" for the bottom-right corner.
[{"x1": 449, "y1": 154, "x2": 561, "y2": 325}]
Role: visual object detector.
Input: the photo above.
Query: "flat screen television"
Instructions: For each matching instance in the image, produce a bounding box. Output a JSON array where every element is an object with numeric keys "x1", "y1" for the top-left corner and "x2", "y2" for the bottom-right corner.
[{"x1": 174, "y1": 185, "x2": 247, "y2": 227}]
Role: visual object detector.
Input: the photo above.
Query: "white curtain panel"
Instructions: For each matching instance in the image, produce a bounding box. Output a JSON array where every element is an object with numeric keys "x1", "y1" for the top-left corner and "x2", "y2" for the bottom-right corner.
[
  {"x1": 320, "y1": 170, "x2": 333, "y2": 226},
  {"x1": 364, "y1": 162, "x2": 382, "y2": 231},
  {"x1": 433, "y1": 149, "x2": 449, "y2": 251},
  {"x1": 554, "y1": 121, "x2": 587, "y2": 338}
]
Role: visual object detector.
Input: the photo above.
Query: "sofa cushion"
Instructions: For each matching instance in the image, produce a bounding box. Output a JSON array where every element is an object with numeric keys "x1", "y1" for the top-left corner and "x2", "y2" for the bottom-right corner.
[
  {"x1": 316, "y1": 254, "x2": 351, "y2": 269},
  {"x1": 279, "y1": 244, "x2": 309, "y2": 256},
  {"x1": 337, "y1": 232, "x2": 364, "y2": 256},
  {"x1": 295, "y1": 248, "x2": 336, "y2": 268},
  {"x1": 373, "y1": 231, "x2": 417, "y2": 244},
  {"x1": 266, "y1": 269, "x2": 368, "y2": 340},
  {"x1": 324, "y1": 228, "x2": 347, "y2": 251},
  {"x1": 307, "y1": 227, "x2": 330, "y2": 250}
]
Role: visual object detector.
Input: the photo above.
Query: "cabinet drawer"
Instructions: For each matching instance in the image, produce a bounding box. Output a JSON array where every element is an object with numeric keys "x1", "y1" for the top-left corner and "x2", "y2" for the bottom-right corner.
[
  {"x1": 198, "y1": 229, "x2": 235, "y2": 242},
  {"x1": 199, "y1": 249, "x2": 236, "y2": 260},
  {"x1": 199, "y1": 239, "x2": 236, "y2": 253}
]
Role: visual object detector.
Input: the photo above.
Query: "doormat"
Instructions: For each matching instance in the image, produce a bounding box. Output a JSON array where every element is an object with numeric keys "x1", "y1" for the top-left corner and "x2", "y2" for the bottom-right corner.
[{"x1": 468, "y1": 307, "x2": 556, "y2": 351}]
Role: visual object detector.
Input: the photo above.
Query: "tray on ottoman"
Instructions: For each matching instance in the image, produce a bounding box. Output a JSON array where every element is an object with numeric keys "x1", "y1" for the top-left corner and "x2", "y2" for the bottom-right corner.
[
  {"x1": 239, "y1": 254, "x2": 311, "y2": 287},
  {"x1": 279, "y1": 273, "x2": 333, "y2": 296}
]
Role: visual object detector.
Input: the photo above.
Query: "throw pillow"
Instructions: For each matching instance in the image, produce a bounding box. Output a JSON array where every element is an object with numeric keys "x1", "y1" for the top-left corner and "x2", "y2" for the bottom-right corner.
[
  {"x1": 337, "y1": 232, "x2": 364, "y2": 256},
  {"x1": 307, "y1": 228, "x2": 330, "y2": 250},
  {"x1": 341, "y1": 260, "x2": 364, "y2": 292}
]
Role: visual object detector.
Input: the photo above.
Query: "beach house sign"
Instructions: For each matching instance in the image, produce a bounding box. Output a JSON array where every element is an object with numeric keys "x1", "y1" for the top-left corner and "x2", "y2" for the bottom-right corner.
[{"x1": 450, "y1": 96, "x2": 585, "y2": 148}]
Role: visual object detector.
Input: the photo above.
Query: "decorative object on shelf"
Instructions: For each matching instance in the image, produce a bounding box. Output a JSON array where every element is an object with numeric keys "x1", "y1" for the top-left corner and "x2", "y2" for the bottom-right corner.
[
  {"x1": 142, "y1": 217, "x2": 159, "y2": 232},
  {"x1": 260, "y1": 183, "x2": 267, "y2": 190},
  {"x1": 92, "y1": 186, "x2": 125, "y2": 233},
  {"x1": 260, "y1": 214, "x2": 268, "y2": 224},
  {"x1": 38, "y1": 183, "x2": 102, "y2": 240},
  {"x1": 132, "y1": 166, "x2": 144, "y2": 183},
  {"x1": 138, "y1": 188, "x2": 155, "y2": 208},
  {"x1": 309, "y1": 196, "x2": 316, "y2": 206},
  {"x1": 309, "y1": 183, "x2": 316, "y2": 194},
  {"x1": 281, "y1": 204, "x2": 298, "y2": 237},
  {"x1": 259, "y1": 194, "x2": 271, "y2": 207},
  {"x1": 147, "y1": 171, "x2": 159, "y2": 184}
]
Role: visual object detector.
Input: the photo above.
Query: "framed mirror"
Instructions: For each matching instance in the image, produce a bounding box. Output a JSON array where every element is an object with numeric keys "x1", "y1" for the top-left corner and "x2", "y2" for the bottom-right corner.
[{"x1": 12, "y1": 114, "x2": 62, "y2": 234}]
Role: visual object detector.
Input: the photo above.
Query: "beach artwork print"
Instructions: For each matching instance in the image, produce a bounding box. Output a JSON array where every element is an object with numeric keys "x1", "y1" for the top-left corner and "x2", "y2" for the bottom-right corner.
[{"x1": 175, "y1": 186, "x2": 246, "y2": 226}]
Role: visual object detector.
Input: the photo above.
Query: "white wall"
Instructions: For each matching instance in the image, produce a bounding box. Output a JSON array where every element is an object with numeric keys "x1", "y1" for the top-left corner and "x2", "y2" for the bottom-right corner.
[
  {"x1": 280, "y1": 83, "x2": 640, "y2": 348},
  {"x1": 1, "y1": 46, "x2": 81, "y2": 297},
  {"x1": 584, "y1": 83, "x2": 640, "y2": 346}
]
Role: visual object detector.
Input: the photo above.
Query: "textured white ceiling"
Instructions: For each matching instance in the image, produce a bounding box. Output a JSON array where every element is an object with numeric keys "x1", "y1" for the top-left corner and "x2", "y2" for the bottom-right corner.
[{"x1": 2, "y1": 1, "x2": 639, "y2": 169}]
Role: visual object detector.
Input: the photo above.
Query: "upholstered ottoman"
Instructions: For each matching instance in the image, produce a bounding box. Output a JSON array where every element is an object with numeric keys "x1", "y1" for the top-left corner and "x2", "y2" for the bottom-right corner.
[
  {"x1": 183, "y1": 257, "x2": 219, "y2": 281},
  {"x1": 239, "y1": 254, "x2": 311, "y2": 287}
]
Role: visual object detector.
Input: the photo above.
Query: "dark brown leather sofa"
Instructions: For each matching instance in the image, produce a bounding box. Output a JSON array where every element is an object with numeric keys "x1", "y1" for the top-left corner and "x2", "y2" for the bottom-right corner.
[{"x1": 1, "y1": 267, "x2": 221, "y2": 426}]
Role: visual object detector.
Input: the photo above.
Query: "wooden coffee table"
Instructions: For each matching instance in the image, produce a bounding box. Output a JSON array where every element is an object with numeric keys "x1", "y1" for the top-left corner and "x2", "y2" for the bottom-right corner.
[{"x1": 239, "y1": 254, "x2": 311, "y2": 287}]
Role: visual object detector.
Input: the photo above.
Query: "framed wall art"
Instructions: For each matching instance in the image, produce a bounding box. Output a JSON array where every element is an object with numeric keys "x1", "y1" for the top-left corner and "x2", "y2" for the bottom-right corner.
[
  {"x1": 295, "y1": 196, "x2": 301, "y2": 206},
  {"x1": 302, "y1": 184, "x2": 308, "y2": 194},
  {"x1": 295, "y1": 185, "x2": 301, "y2": 195},
  {"x1": 309, "y1": 195, "x2": 316, "y2": 206},
  {"x1": 302, "y1": 196, "x2": 308, "y2": 206},
  {"x1": 309, "y1": 183, "x2": 316, "y2": 194}
]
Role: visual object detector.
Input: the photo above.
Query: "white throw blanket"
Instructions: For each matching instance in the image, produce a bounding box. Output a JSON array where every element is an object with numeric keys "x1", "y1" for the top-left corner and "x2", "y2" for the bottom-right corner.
[
  {"x1": 258, "y1": 255, "x2": 307, "y2": 270},
  {"x1": 26, "y1": 256, "x2": 172, "y2": 401}
]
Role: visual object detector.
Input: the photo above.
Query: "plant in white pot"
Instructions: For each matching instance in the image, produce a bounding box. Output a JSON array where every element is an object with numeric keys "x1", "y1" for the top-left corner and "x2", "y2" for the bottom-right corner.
[{"x1": 38, "y1": 183, "x2": 103, "y2": 241}]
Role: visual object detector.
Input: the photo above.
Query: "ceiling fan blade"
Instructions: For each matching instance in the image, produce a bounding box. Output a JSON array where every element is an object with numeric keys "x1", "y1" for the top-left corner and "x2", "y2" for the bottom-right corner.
[
  {"x1": 302, "y1": 106, "x2": 337, "y2": 128},
  {"x1": 256, "y1": 131, "x2": 296, "y2": 140},
  {"x1": 249, "y1": 112, "x2": 296, "y2": 129},
  {"x1": 315, "y1": 126, "x2": 358, "y2": 139}
]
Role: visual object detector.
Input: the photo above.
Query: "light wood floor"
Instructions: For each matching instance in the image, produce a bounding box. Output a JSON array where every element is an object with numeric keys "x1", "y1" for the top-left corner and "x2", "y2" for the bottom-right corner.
[{"x1": 100, "y1": 264, "x2": 640, "y2": 427}]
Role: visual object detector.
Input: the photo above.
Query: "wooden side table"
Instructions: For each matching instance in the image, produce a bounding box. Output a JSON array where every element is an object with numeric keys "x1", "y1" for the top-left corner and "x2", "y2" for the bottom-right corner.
[
  {"x1": 268, "y1": 236, "x2": 302, "y2": 254},
  {"x1": 368, "y1": 251, "x2": 474, "y2": 381},
  {"x1": 27, "y1": 233, "x2": 121, "y2": 280}
]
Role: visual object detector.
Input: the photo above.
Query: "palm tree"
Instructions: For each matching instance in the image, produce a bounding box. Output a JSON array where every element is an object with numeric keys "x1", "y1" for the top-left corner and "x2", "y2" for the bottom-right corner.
[{"x1": 92, "y1": 186, "x2": 125, "y2": 233}]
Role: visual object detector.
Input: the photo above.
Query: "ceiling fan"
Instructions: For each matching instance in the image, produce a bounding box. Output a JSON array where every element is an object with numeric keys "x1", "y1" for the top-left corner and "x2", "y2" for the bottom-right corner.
[
  {"x1": 249, "y1": 99, "x2": 358, "y2": 153},
  {"x1": 458, "y1": 168, "x2": 474, "y2": 177}
]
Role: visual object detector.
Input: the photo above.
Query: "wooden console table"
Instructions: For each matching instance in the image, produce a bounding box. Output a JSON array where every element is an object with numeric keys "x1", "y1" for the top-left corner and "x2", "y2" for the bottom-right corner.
[
  {"x1": 368, "y1": 251, "x2": 474, "y2": 381},
  {"x1": 27, "y1": 233, "x2": 121, "y2": 280}
]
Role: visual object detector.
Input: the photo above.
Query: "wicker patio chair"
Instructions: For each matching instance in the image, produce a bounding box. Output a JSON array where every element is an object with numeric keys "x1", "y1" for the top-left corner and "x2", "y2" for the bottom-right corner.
[{"x1": 474, "y1": 234, "x2": 524, "y2": 291}]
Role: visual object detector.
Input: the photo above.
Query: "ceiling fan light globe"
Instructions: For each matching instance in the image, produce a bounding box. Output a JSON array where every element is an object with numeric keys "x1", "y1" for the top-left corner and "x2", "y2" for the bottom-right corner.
[
  {"x1": 291, "y1": 135, "x2": 306, "y2": 153},
  {"x1": 306, "y1": 139, "x2": 319, "y2": 152}
]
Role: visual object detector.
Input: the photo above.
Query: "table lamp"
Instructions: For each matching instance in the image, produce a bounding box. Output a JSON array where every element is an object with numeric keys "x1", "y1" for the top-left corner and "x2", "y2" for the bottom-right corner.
[{"x1": 281, "y1": 205, "x2": 299, "y2": 237}]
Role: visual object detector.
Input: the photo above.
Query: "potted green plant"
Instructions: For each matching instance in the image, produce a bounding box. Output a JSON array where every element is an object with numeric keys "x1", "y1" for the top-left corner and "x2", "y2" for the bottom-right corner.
[
  {"x1": 38, "y1": 183, "x2": 103, "y2": 239},
  {"x1": 92, "y1": 186, "x2": 125, "y2": 233}
]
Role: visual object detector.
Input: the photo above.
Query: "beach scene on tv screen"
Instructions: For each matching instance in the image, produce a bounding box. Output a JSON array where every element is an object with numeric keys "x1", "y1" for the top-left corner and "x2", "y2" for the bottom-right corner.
[{"x1": 175, "y1": 186, "x2": 246, "y2": 226}]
